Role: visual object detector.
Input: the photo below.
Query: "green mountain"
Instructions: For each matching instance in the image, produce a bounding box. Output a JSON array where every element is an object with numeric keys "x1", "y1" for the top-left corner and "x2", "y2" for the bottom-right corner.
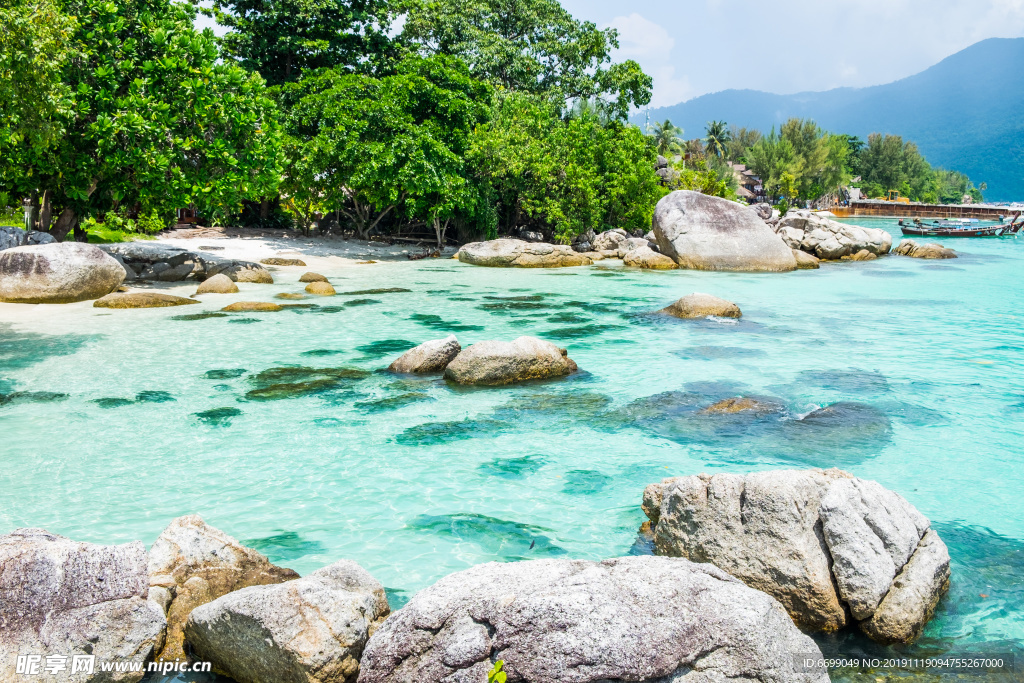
[{"x1": 636, "y1": 38, "x2": 1024, "y2": 202}]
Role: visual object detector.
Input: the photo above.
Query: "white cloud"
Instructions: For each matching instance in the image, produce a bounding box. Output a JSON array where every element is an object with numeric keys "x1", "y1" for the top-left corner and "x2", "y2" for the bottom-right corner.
[{"x1": 606, "y1": 13, "x2": 694, "y2": 108}]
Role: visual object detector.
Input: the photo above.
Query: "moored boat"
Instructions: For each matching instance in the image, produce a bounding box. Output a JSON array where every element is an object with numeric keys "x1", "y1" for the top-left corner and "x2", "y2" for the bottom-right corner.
[{"x1": 900, "y1": 213, "x2": 1022, "y2": 237}]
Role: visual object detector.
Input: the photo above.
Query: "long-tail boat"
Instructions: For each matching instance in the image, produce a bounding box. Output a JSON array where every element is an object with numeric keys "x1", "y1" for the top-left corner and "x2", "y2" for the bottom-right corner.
[{"x1": 899, "y1": 213, "x2": 1022, "y2": 237}]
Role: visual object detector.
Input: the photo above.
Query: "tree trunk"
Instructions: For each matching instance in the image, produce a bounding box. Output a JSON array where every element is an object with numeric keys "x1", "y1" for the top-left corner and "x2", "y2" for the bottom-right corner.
[
  {"x1": 260, "y1": 197, "x2": 269, "y2": 220},
  {"x1": 49, "y1": 208, "x2": 78, "y2": 242},
  {"x1": 28, "y1": 191, "x2": 40, "y2": 231},
  {"x1": 38, "y1": 190, "x2": 53, "y2": 233}
]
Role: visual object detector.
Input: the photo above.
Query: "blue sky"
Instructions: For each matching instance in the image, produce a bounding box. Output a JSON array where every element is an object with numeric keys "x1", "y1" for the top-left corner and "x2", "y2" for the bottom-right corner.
[
  {"x1": 562, "y1": 0, "x2": 1024, "y2": 107},
  {"x1": 197, "y1": 0, "x2": 1024, "y2": 108}
]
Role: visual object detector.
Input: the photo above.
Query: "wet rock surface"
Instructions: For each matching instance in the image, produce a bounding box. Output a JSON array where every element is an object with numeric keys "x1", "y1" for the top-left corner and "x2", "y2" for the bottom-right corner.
[
  {"x1": 387, "y1": 335, "x2": 461, "y2": 374},
  {"x1": 895, "y1": 239, "x2": 958, "y2": 259}
]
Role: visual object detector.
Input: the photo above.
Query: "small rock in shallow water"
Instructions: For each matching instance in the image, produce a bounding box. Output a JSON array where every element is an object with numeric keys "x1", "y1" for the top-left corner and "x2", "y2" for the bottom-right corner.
[
  {"x1": 94, "y1": 292, "x2": 199, "y2": 308},
  {"x1": 895, "y1": 239, "x2": 957, "y2": 259},
  {"x1": 93, "y1": 397, "x2": 135, "y2": 408},
  {"x1": 275, "y1": 292, "x2": 307, "y2": 300},
  {"x1": 443, "y1": 336, "x2": 578, "y2": 386},
  {"x1": 341, "y1": 287, "x2": 411, "y2": 295},
  {"x1": 299, "y1": 272, "x2": 329, "y2": 283},
  {"x1": 195, "y1": 273, "x2": 239, "y2": 295},
  {"x1": 658, "y1": 292, "x2": 741, "y2": 319},
  {"x1": 792, "y1": 249, "x2": 821, "y2": 269},
  {"x1": 305, "y1": 281, "x2": 336, "y2": 296},
  {"x1": 387, "y1": 335, "x2": 461, "y2": 374},
  {"x1": 221, "y1": 301, "x2": 283, "y2": 312},
  {"x1": 204, "y1": 368, "x2": 247, "y2": 380},
  {"x1": 194, "y1": 406, "x2": 242, "y2": 425},
  {"x1": 699, "y1": 396, "x2": 784, "y2": 415},
  {"x1": 260, "y1": 257, "x2": 306, "y2": 266},
  {"x1": 136, "y1": 390, "x2": 175, "y2": 403}
]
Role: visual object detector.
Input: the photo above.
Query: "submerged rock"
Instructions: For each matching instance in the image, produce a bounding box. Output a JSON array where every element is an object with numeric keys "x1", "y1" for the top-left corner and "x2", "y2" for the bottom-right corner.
[
  {"x1": 195, "y1": 273, "x2": 239, "y2": 294},
  {"x1": 94, "y1": 292, "x2": 198, "y2": 309},
  {"x1": 700, "y1": 396, "x2": 783, "y2": 415},
  {"x1": 0, "y1": 243, "x2": 126, "y2": 304},
  {"x1": 622, "y1": 245, "x2": 677, "y2": 270},
  {"x1": 185, "y1": 560, "x2": 389, "y2": 683},
  {"x1": 358, "y1": 556, "x2": 827, "y2": 683},
  {"x1": 653, "y1": 191, "x2": 798, "y2": 272},
  {"x1": 895, "y1": 239, "x2": 957, "y2": 259},
  {"x1": 0, "y1": 528, "x2": 166, "y2": 682},
  {"x1": 148, "y1": 515, "x2": 299, "y2": 662},
  {"x1": 457, "y1": 239, "x2": 593, "y2": 268},
  {"x1": 245, "y1": 366, "x2": 370, "y2": 400},
  {"x1": 658, "y1": 292, "x2": 741, "y2": 319},
  {"x1": 221, "y1": 301, "x2": 283, "y2": 312},
  {"x1": 275, "y1": 292, "x2": 307, "y2": 300},
  {"x1": 305, "y1": 281, "x2": 337, "y2": 296},
  {"x1": 300, "y1": 272, "x2": 329, "y2": 283},
  {"x1": 443, "y1": 336, "x2": 578, "y2": 386},
  {"x1": 387, "y1": 335, "x2": 461, "y2": 374},
  {"x1": 260, "y1": 257, "x2": 306, "y2": 267},
  {"x1": 642, "y1": 468, "x2": 949, "y2": 643}
]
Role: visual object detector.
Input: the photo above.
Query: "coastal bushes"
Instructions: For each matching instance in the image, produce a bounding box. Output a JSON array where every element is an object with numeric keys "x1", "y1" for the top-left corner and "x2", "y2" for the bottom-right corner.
[{"x1": 1, "y1": 0, "x2": 666, "y2": 245}]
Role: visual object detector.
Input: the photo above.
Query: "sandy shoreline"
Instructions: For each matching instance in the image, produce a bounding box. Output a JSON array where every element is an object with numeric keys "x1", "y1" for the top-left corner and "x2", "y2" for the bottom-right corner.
[{"x1": 0, "y1": 231, "x2": 459, "y2": 329}]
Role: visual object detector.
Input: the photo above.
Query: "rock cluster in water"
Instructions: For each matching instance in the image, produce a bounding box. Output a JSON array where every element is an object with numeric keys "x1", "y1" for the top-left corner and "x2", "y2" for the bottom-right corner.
[
  {"x1": 769, "y1": 210, "x2": 892, "y2": 260},
  {"x1": 0, "y1": 515, "x2": 835, "y2": 683},
  {"x1": 642, "y1": 468, "x2": 950, "y2": 644},
  {"x1": 456, "y1": 239, "x2": 593, "y2": 268},
  {"x1": 653, "y1": 191, "x2": 799, "y2": 272},
  {"x1": 387, "y1": 335, "x2": 579, "y2": 386}
]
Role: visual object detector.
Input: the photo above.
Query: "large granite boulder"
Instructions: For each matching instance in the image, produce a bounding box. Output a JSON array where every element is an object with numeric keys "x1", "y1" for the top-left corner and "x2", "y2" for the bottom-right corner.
[
  {"x1": 772, "y1": 211, "x2": 892, "y2": 260},
  {"x1": 358, "y1": 556, "x2": 827, "y2": 683},
  {"x1": 623, "y1": 245, "x2": 677, "y2": 270},
  {"x1": 0, "y1": 528, "x2": 166, "y2": 682},
  {"x1": 653, "y1": 191, "x2": 798, "y2": 272},
  {"x1": 657, "y1": 293, "x2": 741, "y2": 319},
  {"x1": 185, "y1": 560, "x2": 389, "y2": 683},
  {"x1": 388, "y1": 335, "x2": 461, "y2": 374},
  {"x1": 457, "y1": 239, "x2": 592, "y2": 268},
  {"x1": 0, "y1": 226, "x2": 56, "y2": 251},
  {"x1": 642, "y1": 468, "x2": 950, "y2": 643},
  {"x1": 443, "y1": 336, "x2": 578, "y2": 386},
  {"x1": 894, "y1": 239, "x2": 957, "y2": 259},
  {"x1": 148, "y1": 515, "x2": 299, "y2": 662},
  {"x1": 0, "y1": 243, "x2": 125, "y2": 304}
]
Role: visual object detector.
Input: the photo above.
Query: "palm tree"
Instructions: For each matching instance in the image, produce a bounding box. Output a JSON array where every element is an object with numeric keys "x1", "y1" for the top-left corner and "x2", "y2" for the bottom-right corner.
[
  {"x1": 704, "y1": 120, "x2": 732, "y2": 159},
  {"x1": 648, "y1": 119, "x2": 684, "y2": 156}
]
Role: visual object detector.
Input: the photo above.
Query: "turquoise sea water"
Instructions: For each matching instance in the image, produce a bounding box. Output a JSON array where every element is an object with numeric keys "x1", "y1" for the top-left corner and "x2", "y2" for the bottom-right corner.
[{"x1": 1, "y1": 218, "x2": 1022, "y2": 678}]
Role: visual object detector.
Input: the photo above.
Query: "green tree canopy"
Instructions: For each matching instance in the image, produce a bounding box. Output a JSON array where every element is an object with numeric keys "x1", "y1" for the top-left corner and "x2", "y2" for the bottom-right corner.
[
  {"x1": 467, "y1": 92, "x2": 661, "y2": 241},
  {"x1": 746, "y1": 128, "x2": 796, "y2": 200},
  {"x1": 207, "y1": 0, "x2": 395, "y2": 86},
  {"x1": 2, "y1": 0, "x2": 284, "y2": 239},
  {"x1": 400, "y1": 0, "x2": 651, "y2": 119},
  {"x1": 280, "y1": 54, "x2": 492, "y2": 242}
]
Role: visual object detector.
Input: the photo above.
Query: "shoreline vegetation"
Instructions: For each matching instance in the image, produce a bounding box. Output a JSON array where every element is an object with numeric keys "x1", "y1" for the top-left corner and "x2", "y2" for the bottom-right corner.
[{"x1": 1, "y1": 0, "x2": 992, "y2": 249}]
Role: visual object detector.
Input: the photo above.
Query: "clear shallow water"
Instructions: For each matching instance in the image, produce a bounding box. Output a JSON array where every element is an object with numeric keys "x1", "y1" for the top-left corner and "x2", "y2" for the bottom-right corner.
[{"x1": 2, "y1": 218, "x2": 1023, "y2": 675}]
